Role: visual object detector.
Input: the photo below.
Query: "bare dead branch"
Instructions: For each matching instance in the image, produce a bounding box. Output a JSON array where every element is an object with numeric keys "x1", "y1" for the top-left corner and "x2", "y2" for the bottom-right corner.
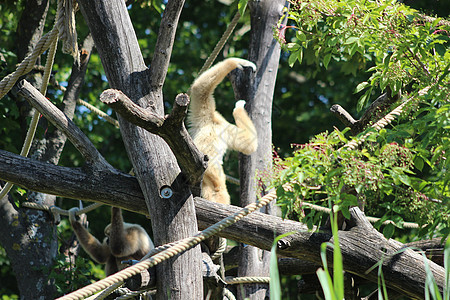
[
  {"x1": 0, "y1": 149, "x2": 145, "y2": 213},
  {"x1": 330, "y1": 104, "x2": 357, "y2": 128},
  {"x1": 99, "y1": 89, "x2": 164, "y2": 129},
  {"x1": 147, "y1": 0, "x2": 185, "y2": 98},
  {"x1": 332, "y1": 89, "x2": 399, "y2": 134},
  {"x1": 100, "y1": 89, "x2": 207, "y2": 187},
  {"x1": 16, "y1": 80, "x2": 115, "y2": 171}
]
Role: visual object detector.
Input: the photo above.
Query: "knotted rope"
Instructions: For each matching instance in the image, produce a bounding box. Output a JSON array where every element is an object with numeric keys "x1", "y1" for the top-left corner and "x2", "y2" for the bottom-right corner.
[{"x1": 0, "y1": 0, "x2": 79, "y2": 199}]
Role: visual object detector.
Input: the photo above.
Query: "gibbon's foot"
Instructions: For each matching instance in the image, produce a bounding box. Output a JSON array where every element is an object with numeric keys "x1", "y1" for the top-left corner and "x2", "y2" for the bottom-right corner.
[{"x1": 235, "y1": 100, "x2": 246, "y2": 109}]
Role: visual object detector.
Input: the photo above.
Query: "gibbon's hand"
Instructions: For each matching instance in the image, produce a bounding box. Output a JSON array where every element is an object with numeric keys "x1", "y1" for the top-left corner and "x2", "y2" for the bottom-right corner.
[
  {"x1": 68, "y1": 207, "x2": 80, "y2": 225},
  {"x1": 235, "y1": 59, "x2": 256, "y2": 72},
  {"x1": 235, "y1": 100, "x2": 246, "y2": 109}
]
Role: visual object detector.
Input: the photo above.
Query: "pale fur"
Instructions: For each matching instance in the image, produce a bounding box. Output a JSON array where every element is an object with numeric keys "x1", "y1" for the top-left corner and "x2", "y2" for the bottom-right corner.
[
  {"x1": 187, "y1": 58, "x2": 258, "y2": 204},
  {"x1": 70, "y1": 207, "x2": 154, "y2": 276}
]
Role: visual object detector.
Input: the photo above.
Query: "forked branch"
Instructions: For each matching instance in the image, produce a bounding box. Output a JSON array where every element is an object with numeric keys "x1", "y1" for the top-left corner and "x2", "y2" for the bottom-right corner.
[{"x1": 100, "y1": 89, "x2": 207, "y2": 188}]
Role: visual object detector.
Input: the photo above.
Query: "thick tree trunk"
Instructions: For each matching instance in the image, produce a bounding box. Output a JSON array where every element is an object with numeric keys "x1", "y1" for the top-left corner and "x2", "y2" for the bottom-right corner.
[
  {"x1": 231, "y1": 1, "x2": 286, "y2": 299},
  {"x1": 76, "y1": 1, "x2": 203, "y2": 299}
]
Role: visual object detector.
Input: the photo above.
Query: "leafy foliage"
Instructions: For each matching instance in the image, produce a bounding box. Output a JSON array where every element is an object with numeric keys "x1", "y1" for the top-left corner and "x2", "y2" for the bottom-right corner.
[
  {"x1": 277, "y1": 0, "x2": 449, "y2": 107},
  {"x1": 43, "y1": 253, "x2": 104, "y2": 296},
  {"x1": 272, "y1": 0, "x2": 450, "y2": 238}
]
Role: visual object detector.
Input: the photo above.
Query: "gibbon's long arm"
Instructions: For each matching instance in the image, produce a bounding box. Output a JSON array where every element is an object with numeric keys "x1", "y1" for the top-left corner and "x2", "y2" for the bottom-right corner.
[
  {"x1": 70, "y1": 207, "x2": 153, "y2": 275},
  {"x1": 226, "y1": 101, "x2": 258, "y2": 155},
  {"x1": 188, "y1": 58, "x2": 256, "y2": 125},
  {"x1": 69, "y1": 213, "x2": 110, "y2": 264}
]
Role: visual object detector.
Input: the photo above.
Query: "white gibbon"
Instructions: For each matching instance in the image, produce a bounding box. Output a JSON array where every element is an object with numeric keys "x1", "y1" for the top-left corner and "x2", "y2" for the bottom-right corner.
[
  {"x1": 69, "y1": 207, "x2": 154, "y2": 276},
  {"x1": 187, "y1": 58, "x2": 258, "y2": 205}
]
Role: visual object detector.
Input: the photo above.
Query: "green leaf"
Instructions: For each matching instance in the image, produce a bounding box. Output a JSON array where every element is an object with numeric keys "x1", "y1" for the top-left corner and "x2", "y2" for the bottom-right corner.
[
  {"x1": 323, "y1": 53, "x2": 332, "y2": 69},
  {"x1": 286, "y1": 43, "x2": 300, "y2": 51},
  {"x1": 270, "y1": 232, "x2": 295, "y2": 300},
  {"x1": 397, "y1": 173, "x2": 411, "y2": 186},
  {"x1": 340, "y1": 206, "x2": 350, "y2": 219},
  {"x1": 327, "y1": 36, "x2": 339, "y2": 46},
  {"x1": 435, "y1": 44, "x2": 446, "y2": 56},
  {"x1": 238, "y1": 0, "x2": 248, "y2": 16},
  {"x1": 354, "y1": 81, "x2": 369, "y2": 94},
  {"x1": 380, "y1": 73, "x2": 389, "y2": 91},
  {"x1": 444, "y1": 239, "x2": 450, "y2": 300},
  {"x1": 357, "y1": 88, "x2": 372, "y2": 112},
  {"x1": 383, "y1": 52, "x2": 393, "y2": 68},
  {"x1": 298, "y1": 48, "x2": 303, "y2": 64},
  {"x1": 390, "y1": 170, "x2": 400, "y2": 185},
  {"x1": 344, "y1": 36, "x2": 359, "y2": 45},
  {"x1": 382, "y1": 223, "x2": 395, "y2": 239},
  {"x1": 288, "y1": 50, "x2": 299, "y2": 67},
  {"x1": 414, "y1": 156, "x2": 424, "y2": 171},
  {"x1": 317, "y1": 268, "x2": 335, "y2": 300},
  {"x1": 296, "y1": 31, "x2": 307, "y2": 42}
]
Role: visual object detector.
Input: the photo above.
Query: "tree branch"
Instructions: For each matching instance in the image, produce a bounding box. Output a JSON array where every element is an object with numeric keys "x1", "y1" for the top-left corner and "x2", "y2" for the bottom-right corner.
[
  {"x1": 99, "y1": 89, "x2": 164, "y2": 128},
  {"x1": 0, "y1": 149, "x2": 146, "y2": 214},
  {"x1": 147, "y1": 0, "x2": 185, "y2": 105},
  {"x1": 100, "y1": 89, "x2": 207, "y2": 187},
  {"x1": 16, "y1": 80, "x2": 115, "y2": 171},
  {"x1": 331, "y1": 89, "x2": 399, "y2": 135},
  {"x1": 0, "y1": 151, "x2": 444, "y2": 299},
  {"x1": 43, "y1": 34, "x2": 95, "y2": 165},
  {"x1": 330, "y1": 104, "x2": 357, "y2": 128}
]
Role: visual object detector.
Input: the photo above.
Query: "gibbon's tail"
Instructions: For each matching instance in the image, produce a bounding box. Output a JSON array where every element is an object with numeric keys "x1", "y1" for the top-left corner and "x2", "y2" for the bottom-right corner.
[{"x1": 187, "y1": 58, "x2": 256, "y2": 127}]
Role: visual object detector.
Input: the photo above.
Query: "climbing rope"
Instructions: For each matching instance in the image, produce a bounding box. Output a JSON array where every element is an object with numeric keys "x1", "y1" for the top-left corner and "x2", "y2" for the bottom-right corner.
[
  {"x1": 210, "y1": 237, "x2": 228, "y2": 261},
  {"x1": 22, "y1": 201, "x2": 102, "y2": 223},
  {"x1": 224, "y1": 288, "x2": 237, "y2": 300},
  {"x1": 51, "y1": 78, "x2": 120, "y2": 128},
  {"x1": 198, "y1": 11, "x2": 241, "y2": 75},
  {"x1": 83, "y1": 281, "x2": 123, "y2": 300},
  {"x1": 0, "y1": 0, "x2": 78, "y2": 199},
  {"x1": 57, "y1": 189, "x2": 277, "y2": 300},
  {"x1": 0, "y1": 29, "x2": 58, "y2": 98},
  {"x1": 226, "y1": 174, "x2": 240, "y2": 186},
  {"x1": 0, "y1": 28, "x2": 59, "y2": 200},
  {"x1": 225, "y1": 276, "x2": 270, "y2": 285},
  {"x1": 77, "y1": 99, "x2": 120, "y2": 128},
  {"x1": 114, "y1": 288, "x2": 156, "y2": 300},
  {"x1": 342, "y1": 97, "x2": 412, "y2": 151},
  {"x1": 0, "y1": 0, "x2": 76, "y2": 98}
]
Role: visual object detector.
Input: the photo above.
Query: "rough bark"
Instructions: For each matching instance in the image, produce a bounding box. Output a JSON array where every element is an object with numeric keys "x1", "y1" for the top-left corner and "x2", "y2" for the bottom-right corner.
[
  {"x1": 0, "y1": 152, "x2": 443, "y2": 299},
  {"x1": 230, "y1": 0, "x2": 286, "y2": 299},
  {"x1": 14, "y1": 0, "x2": 50, "y2": 137},
  {"x1": 99, "y1": 89, "x2": 207, "y2": 189},
  {"x1": 16, "y1": 0, "x2": 50, "y2": 62},
  {"x1": 76, "y1": 1, "x2": 202, "y2": 299},
  {"x1": 0, "y1": 36, "x2": 93, "y2": 300}
]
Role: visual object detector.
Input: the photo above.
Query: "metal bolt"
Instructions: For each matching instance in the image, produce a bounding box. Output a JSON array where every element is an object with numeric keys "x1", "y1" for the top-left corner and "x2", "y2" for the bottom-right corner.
[{"x1": 160, "y1": 186, "x2": 173, "y2": 199}]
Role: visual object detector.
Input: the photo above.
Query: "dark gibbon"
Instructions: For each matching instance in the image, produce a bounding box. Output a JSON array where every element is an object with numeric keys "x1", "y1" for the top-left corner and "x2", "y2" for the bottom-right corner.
[
  {"x1": 70, "y1": 207, "x2": 154, "y2": 276},
  {"x1": 187, "y1": 58, "x2": 258, "y2": 205}
]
